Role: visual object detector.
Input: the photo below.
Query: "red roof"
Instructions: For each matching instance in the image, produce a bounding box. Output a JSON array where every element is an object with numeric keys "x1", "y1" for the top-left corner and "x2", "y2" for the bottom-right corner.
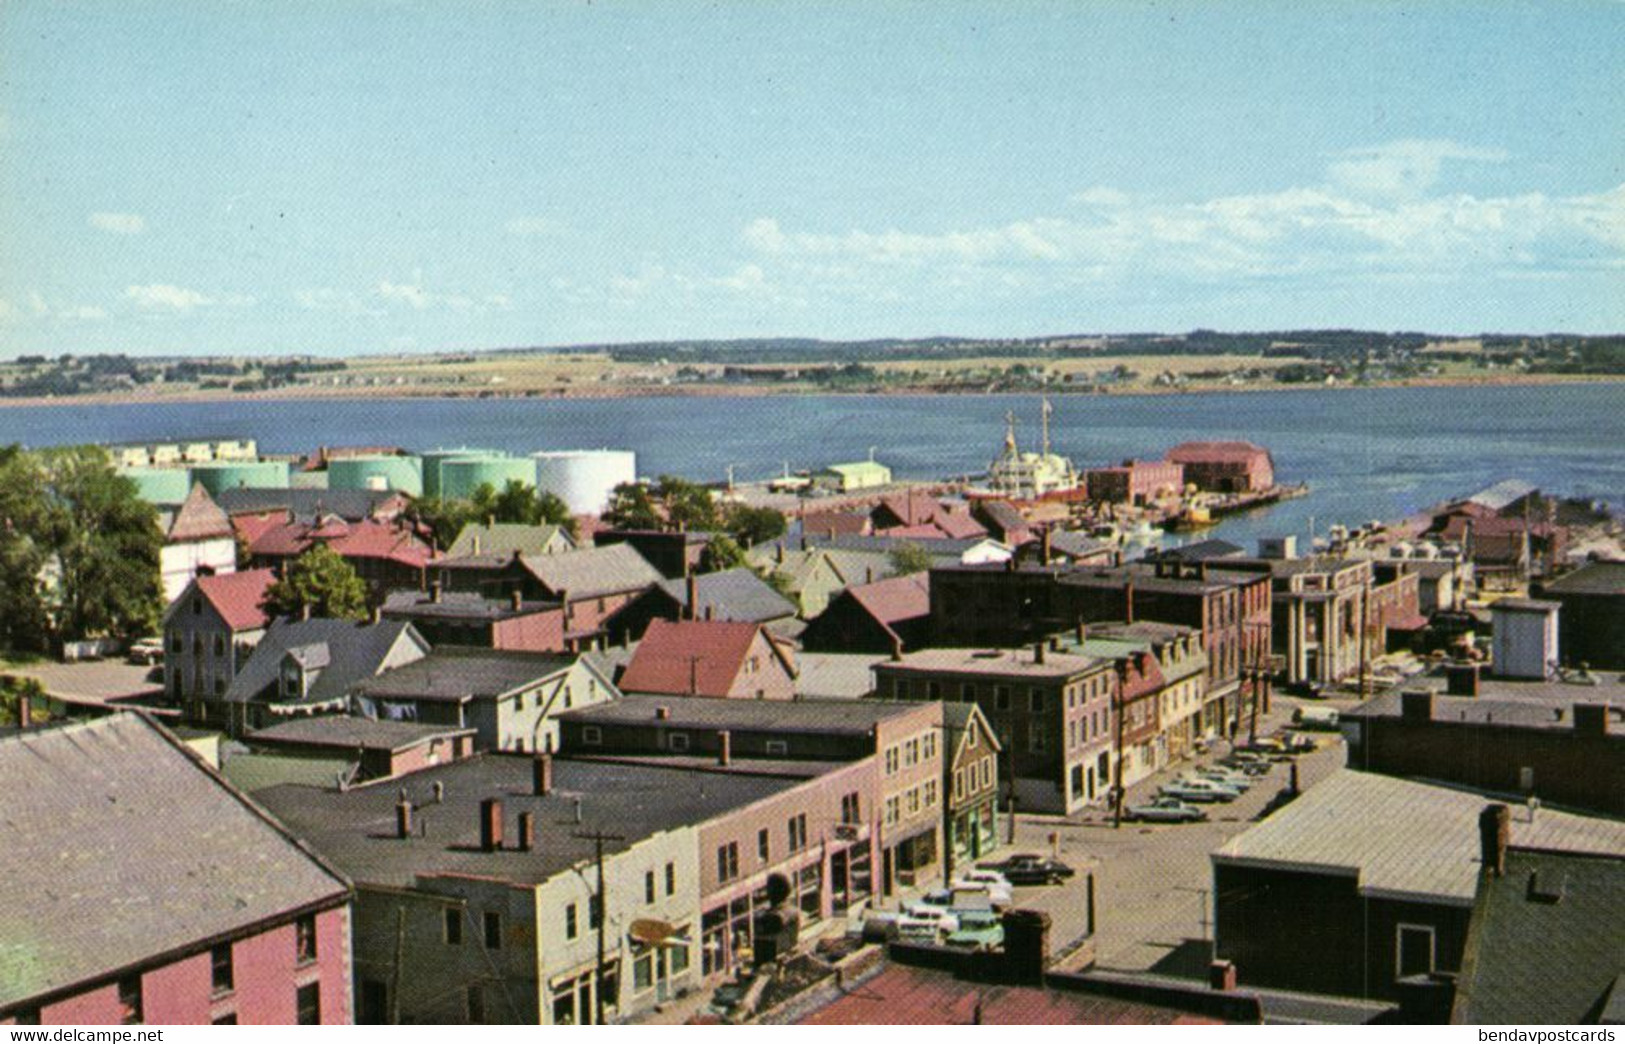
[
  {"x1": 618, "y1": 619, "x2": 793, "y2": 698},
  {"x1": 798, "y1": 965, "x2": 1224, "y2": 1025},
  {"x1": 1165, "y1": 441, "x2": 1271, "y2": 464},
  {"x1": 193, "y1": 568, "x2": 277, "y2": 631},
  {"x1": 249, "y1": 518, "x2": 434, "y2": 568},
  {"x1": 232, "y1": 511, "x2": 289, "y2": 548},
  {"x1": 801, "y1": 511, "x2": 871, "y2": 537},
  {"x1": 848, "y1": 573, "x2": 930, "y2": 626}
]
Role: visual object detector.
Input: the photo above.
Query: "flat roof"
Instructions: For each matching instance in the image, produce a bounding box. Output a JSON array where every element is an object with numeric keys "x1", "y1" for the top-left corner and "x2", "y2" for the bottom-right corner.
[
  {"x1": 253, "y1": 754, "x2": 804, "y2": 888},
  {"x1": 878, "y1": 646, "x2": 1106, "y2": 679},
  {"x1": 559, "y1": 694, "x2": 930, "y2": 735},
  {"x1": 248, "y1": 715, "x2": 475, "y2": 752},
  {"x1": 1213, "y1": 770, "x2": 1625, "y2": 904}
]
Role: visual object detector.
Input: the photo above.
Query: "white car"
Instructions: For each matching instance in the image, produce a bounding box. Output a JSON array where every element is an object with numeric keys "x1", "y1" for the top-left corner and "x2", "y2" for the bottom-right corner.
[
  {"x1": 896, "y1": 904, "x2": 960, "y2": 940},
  {"x1": 951, "y1": 870, "x2": 1014, "y2": 908}
]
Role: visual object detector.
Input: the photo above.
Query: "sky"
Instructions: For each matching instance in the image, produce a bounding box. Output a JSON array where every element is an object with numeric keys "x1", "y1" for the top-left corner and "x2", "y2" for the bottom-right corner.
[{"x1": 1, "y1": 1, "x2": 1622, "y2": 358}]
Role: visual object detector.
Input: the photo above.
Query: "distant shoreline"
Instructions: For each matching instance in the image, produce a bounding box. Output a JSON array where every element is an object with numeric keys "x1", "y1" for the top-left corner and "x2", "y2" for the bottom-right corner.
[{"x1": 0, "y1": 371, "x2": 1618, "y2": 411}]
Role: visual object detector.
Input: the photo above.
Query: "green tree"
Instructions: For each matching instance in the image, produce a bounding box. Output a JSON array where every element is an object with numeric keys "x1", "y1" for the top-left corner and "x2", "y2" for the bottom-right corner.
[
  {"x1": 39, "y1": 446, "x2": 164, "y2": 643},
  {"x1": 0, "y1": 677, "x2": 48, "y2": 727},
  {"x1": 265, "y1": 544, "x2": 370, "y2": 621},
  {"x1": 490, "y1": 480, "x2": 576, "y2": 535},
  {"x1": 887, "y1": 541, "x2": 935, "y2": 577},
  {"x1": 0, "y1": 446, "x2": 53, "y2": 652},
  {"x1": 701, "y1": 534, "x2": 747, "y2": 573},
  {"x1": 405, "y1": 497, "x2": 474, "y2": 552},
  {"x1": 656, "y1": 475, "x2": 720, "y2": 532},
  {"x1": 723, "y1": 502, "x2": 787, "y2": 548},
  {"x1": 603, "y1": 481, "x2": 663, "y2": 530}
]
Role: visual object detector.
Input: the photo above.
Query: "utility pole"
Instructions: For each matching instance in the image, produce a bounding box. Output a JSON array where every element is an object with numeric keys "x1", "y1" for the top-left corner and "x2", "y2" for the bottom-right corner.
[{"x1": 573, "y1": 829, "x2": 626, "y2": 1026}]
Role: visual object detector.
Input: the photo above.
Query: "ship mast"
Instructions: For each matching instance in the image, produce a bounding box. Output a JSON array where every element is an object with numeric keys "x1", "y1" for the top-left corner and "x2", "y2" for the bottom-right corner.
[{"x1": 1040, "y1": 396, "x2": 1053, "y2": 457}]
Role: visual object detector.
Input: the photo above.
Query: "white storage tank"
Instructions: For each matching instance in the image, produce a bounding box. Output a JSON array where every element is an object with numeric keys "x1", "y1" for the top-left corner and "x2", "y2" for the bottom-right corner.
[{"x1": 532, "y1": 450, "x2": 637, "y2": 516}]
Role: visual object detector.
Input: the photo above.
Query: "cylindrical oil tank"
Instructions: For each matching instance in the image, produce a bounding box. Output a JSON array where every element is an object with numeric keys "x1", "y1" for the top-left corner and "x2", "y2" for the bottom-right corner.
[
  {"x1": 421, "y1": 448, "x2": 500, "y2": 500},
  {"x1": 532, "y1": 450, "x2": 637, "y2": 515},
  {"x1": 328, "y1": 455, "x2": 424, "y2": 497},
  {"x1": 438, "y1": 456, "x2": 536, "y2": 501},
  {"x1": 119, "y1": 467, "x2": 193, "y2": 505},
  {"x1": 189, "y1": 460, "x2": 290, "y2": 496}
]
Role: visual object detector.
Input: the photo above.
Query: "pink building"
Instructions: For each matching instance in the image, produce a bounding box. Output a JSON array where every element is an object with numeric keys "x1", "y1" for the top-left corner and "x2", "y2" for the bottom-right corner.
[
  {"x1": 0, "y1": 714, "x2": 352, "y2": 1026},
  {"x1": 1164, "y1": 442, "x2": 1275, "y2": 494},
  {"x1": 1087, "y1": 459, "x2": 1186, "y2": 505},
  {"x1": 618, "y1": 619, "x2": 798, "y2": 700}
]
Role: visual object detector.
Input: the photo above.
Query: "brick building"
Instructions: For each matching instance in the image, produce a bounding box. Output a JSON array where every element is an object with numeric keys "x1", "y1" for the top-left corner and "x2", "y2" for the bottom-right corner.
[
  {"x1": 1163, "y1": 441, "x2": 1274, "y2": 493},
  {"x1": 1086, "y1": 459, "x2": 1185, "y2": 505},
  {"x1": 245, "y1": 716, "x2": 477, "y2": 782},
  {"x1": 0, "y1": 715, "x2": 352, "y2": 1026},
  {"x1": 1536, "y1": 560, "x2": 1625, "y2": 670}
]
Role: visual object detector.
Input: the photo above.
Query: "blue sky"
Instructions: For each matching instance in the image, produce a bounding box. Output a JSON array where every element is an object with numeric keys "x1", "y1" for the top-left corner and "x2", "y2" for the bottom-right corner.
[{"x1": 2, "y1": 1, "x2": 1622, "y2": 357}]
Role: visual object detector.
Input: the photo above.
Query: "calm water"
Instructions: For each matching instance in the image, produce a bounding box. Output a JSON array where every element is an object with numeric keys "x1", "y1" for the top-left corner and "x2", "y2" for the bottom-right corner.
[{"x1": 2, "y1": 384, "x2": 1619, "y2": 548}]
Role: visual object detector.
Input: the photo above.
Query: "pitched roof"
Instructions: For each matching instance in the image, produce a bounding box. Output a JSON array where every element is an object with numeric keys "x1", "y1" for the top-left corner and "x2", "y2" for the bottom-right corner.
[
  {"x1": 655, "y1": 568, "x2": 797, "y2": 623},
  {"x1": 847, "y1": 572, "x2": 931, "y2": 626},
  {"x1": 247, "y1": 715, "x2": 475, "y2": 752},
  {"x1": 794, "y1": 652, "x2": 888, "y2": 699},
  {"x1": 1453, "y1": 848, "x2": 1625, "y2": 1024},
  {"x1": 225, "y1": 617, "x2": 426, "y2": 707},
  {"x1": 0, "y1": 715, "x2": 348, "y2": 1008},
  {"x1": 165, "y1": 483, "x2": 233, "y2": 543},
  {"x1": 1465, "y1": 478, "x2": 1540, "y2": 512},
  {"x1": 1213, "y1": 770, "x2": 1625, "y2": 905},
  {"x1": 1165, "y1": 441, "x2": 1271, "y2": 464},
  {"x1": 1158, "y1": 539, "x2": 1245, "y2": 562},
  {"x1": 1541, "y1": 560, "x2": 1625, "y2": 597},
  {"x1": 217, "y1": 487, "x2": 401, "y2": 523},
  {"x1": 249, "y1": 518, "x2": 434, "y2": 568},
  {"x1": 520, "y1": 543, "x2": 663, "y2": 600},
  {"x1": 352, "y1": 648, "x2": 588, "y2": 703},
  {"x1": 381, "y1": 588, "x2": 561, "y2": 621},
  {"x1": 183, "y1": 567, "x2": 277, "y2": 631},
  {"x1": 447, "y1": 521, "x2": 573, "y2": 558},
  {"x1": 798, "y1": 511, "x2": 871, "y2": 537},
  {"x1": 1049, "y1": 530, "x2": 1113, "y2": 560},
  {"x1": 618, "y1": 619, "x2": 794, "y2": 697}
]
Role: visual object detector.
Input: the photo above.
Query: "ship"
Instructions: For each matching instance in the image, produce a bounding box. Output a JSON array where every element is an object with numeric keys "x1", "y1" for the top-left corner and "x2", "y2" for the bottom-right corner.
[{"x1": 985, "y1": 397, "x2": 1082, "y2": 500}]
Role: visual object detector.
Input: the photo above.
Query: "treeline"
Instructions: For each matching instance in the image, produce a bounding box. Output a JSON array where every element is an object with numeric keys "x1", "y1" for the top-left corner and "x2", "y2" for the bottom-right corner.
[{"x1": 0, "y1": 445, "x2": 164, "y2": 654}]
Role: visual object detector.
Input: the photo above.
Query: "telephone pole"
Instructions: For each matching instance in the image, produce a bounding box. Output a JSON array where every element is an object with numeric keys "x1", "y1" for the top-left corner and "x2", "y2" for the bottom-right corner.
[{"x1": 573, "y1": 829, "x2": 626, "y2": 1026}]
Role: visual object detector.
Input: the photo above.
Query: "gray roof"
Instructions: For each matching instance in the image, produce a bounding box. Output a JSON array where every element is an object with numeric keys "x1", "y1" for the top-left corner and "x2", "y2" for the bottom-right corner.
[
  {"x1": 382, "y1": 588, "x2": 560, "y2": 621},
  {"x1": 0, "y1": 716, "x2": 349, "y2": 1007},
  {"x1": 1214, "y1": 770, "x2": 1625, "y2": 904},
  {"x1": 353, "y1": 648, "x2": 585, "y2": 703},
  {"x1": 521, "y1": 543, "x2": 663, "y2": 599},
  {"x1": 790, "y1": 532, "x2": 997, "y2": 556},
  {"x1": 448, "y1": 522, "x2": 573, "y2": 558},
  {"x1": 1050, "y1": 530, "x2": 1113, "y2": 559},
  {"x1": 253, "y1": 754, "x2": 801, "y2": 888},
  {"x1": 221, "y1": 752, "x2": 360, "y2": 794},
  {"x1": 559, "y1": 694, "x2": 929, "y2": 737},
  {"x1": 216, "y1": 487, "x2": 398, "y2": 522},
  {"x1": 1453, "y1": 848, "x2": 1625, "y2": 1024},
  {"x1": 225, "y1": 617, "x2": 425, "y2": 707},
  {"x1": 1466, "y1": 478, "x2": 1539, "y2": 511},
  {"x1": 794, "y1": 652, "x2": 887, "y2": 699},
  {"x1": 1158, "y1": 539, "x2": 1244, "y2": 562},
  {"x1": 1540, "y1": 560, "x2": 1625, "y2": 596},
  {"x1": 248, "y1": 715, "x2": 474, "y2": 752},
  {"x1": 655, "y1": 568, "x2": 797, "y2": 623},
  {"x1": 1342, "y1": 691, "x2": 1620, "y2": 731}
]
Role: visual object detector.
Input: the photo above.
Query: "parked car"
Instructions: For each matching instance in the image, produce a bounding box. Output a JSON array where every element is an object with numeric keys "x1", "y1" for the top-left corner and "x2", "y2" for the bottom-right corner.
[
  {"x1": 1160, "y1": 777, "x2": 1241, "y2": 803},
  {"x1": 896, "y1": 904, "x2": 960, "y2": 940},
  {"x1": 127, "y1": 637, "x2": 164, "y2": 665},
  {"x1": 945, "y1": 909, "x2": 1004, "y2": 951},
  {"x1": 916, "y1": 886, "x2": 997, "y2": 913},
  {"x1": 979, "y1": 853, "x2": 1075, "y2": 885},
  {"x1": 951, "y1": 869, "x2": 1014, "y2": 907},
  {"x1": 1193, "y1": 766, "x2": 1252, "y2": 790},
  {"x1": 1221, "y1": 752, "x2": 1274, "y2": 774},
  {"x1": 1124, "y1": 797, "x2": 1208, "y2": 823}
]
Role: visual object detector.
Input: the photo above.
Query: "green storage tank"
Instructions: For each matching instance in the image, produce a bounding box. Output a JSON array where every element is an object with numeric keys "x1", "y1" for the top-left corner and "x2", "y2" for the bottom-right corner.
[
  {"x1": 438, "y1": 457, "x2": 536, "y2": 501},
  {"x1": 421, "y1": 448, "x2": 500, "y2": 500},
  {"x1": 120, "y1": 467, "x2": 193, "y2": 506},
  {"x1": 189, "y1": 460, "x2": 290, "y2": 496},
  {"x1": 328, "y1": 455, "x2": 424, "y2": 497}
]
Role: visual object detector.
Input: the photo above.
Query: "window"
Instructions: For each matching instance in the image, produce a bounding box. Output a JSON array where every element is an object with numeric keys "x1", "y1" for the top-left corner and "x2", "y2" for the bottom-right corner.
[
  {"x1": 954, "y1": 768, "x2": 966, "y2": 801},
  {"x1": 758, "y1": 828, "x2": 771, "y2": 861},
  {"x1": 1397, "y1": 925, "x2": 1436, "y2": 979},
  {"x1": 118, "y1": 975, "x2": 143, "y2": 1025},
  {"x1": 668, "y1": 732, "x2": 690, "y2": 752},
  {"x1": 717, "y1": 841, "x2": 740, "y2": 882},
  {"x1": 443, "y1": 906, "x2": 463, "y2": 945},
  {"x1": 213, "y1": 675, "x2": 226, "y2": 696},
  {"x1": 466, "y1": 984, "x2": 485, "y2": 1023},
  {"x1": 960, "y1": 682, "x2": 977, "y2": 702},
  {"x1": 884, "y1": 796, "x2": 901, "y2": 825},
  {"x1": 926, "y1": 681, "x2": 941, "y2": 700},
  {"x1": 1029, "y1": 689, "x2": 1045, "y2": 713},
  {"x1": 906, "y1": 788, "x2": 920, "y2": 815},
  {"x1": 582, "y1": 725, "x2": 602, "y2": 745},
  {"x1": 923, "y1": 779, "x2": 937, "y2": 808},
  {"x1": 566, "y1": 902, "x2": 579, "y2": 940},
  {"x1": 995, "y1": 685, "x2": 1011, "y2": 710},
  {"x1": 213, "y1": 634, "x2": 226, "y2": 656},
  {"x1": 295, "y1": 914, "x2": 318, "y2": 964},
  {"x1": 171, "y1": 632, "x2": 183, "y2": 653},
  {"x1": 966, "y1": 728, "x2": 978, "y2": 749},
  {"x1": 840, "y1": 792, "x2": 861, "y2": 824},
  {"x1": 923, "y1": 732, "x2": 936, "y2": 759},
  {"x1": 192, "y1": 597, "x2": 203, "y2": 616},
  {"x1": 1028, "y1": 720, "x2": 1047, "y2": 752},
  {"x1": 665, "y1": 861, "x2": 676, "y2": 896},
  {"x1": 645, "y1": 870, "x2": 657, "y2": 904},
  {"x1": 483, "y1": 910, "x2": 502, "y2": 950},
  {"x1": 296, "y1": 983, "x2": 321, "y2": 1026},
  {"x1": 634, "y1": 947, "x2": 655, "y2": 991},
  {"x1": 904, "y1": 738, "x2": 919, "y2": 766},
  {"x1": 211, "y1": 943, "x2": 234, "y2": 994},
  {"x1": 765, "y1": 739, "x2": 788, "y2": 756},
  {"x1": 884, "y1": 747, "x2": 899, "y2": 775},
  {"x1": 787, "y1": 813, "x2": 808, "y2": 853}
]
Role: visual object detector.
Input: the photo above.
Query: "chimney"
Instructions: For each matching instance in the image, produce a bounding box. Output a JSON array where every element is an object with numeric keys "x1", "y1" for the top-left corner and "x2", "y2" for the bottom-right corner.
[
  {"x1": 517, "y1": 811, "x2": 535, "y2": 852},
  {"x1": 718, "y1": 730, "x2": 732, "y2": 766},
  {"x1": 1197, "y1": 561, "x2": 1209, "y2": 581},
  {"x1": 1123, "y1": 579, "x2": 1135, "y2": 623},
  {"x1": 889, "y1": 636, "x2": 904, "y2": 663},
  {"x1": 866, "y1": 566, "x2": 874, "y2": 584},
  {"x1": 1572, "y1": 702, "x2": 1610, "y2": 737},
  {"x1": 1479, "y1": 803, "x2": 1510, "y2": 877},
  {"x1": 1000, "y1": 909, "x2": 1051, "y2": 985},
  {"x1": 1033, "y1": 641, "x2": 1046, "y2": 666},
  {"x1": 686, "y1": 573, "x2": 698, "y2": 620},
  {"x1": 472, "y1": 534, "x2": 481, "y2": 555},
  {"x1": 480, "y1": 797, "x2": 504, "y2": 852},
  {"x1": 510, "y1": 589, "x2": 523, "y2": 612},
  {"x1": 1208, "y1": 960, "x2": 1237, "y2": 992},
  {"x1": 1076, "y1": 621, "x2": 1087, "y2": 644},
  {"x1": 430, "y1": 580, "x2": 443, "y2": 604},
  {"x1": 395, "y1": 799, "x2": 413, "y2": 839},
  {"x1": 775, "y1": 544, "x2": 785, "y2": 565},
  {"x1": 655, "y1": 704, "x2": 671, "y2": 720},
  {"x1": 1446, "y1": 662, "x2": 1480, "y2": 697},
  {"x1": 16, "y1": 687, "x2": 30, "y2": 731},
  {"x1": 533, "y1": 752, "x2": 554, "y2": 796},
  {"x1": 1402, "y1": 689, "x2": 1435, "y2": 722},
  {"x1": 371, "y1": 604, "x2": 383, "y2": 624}
]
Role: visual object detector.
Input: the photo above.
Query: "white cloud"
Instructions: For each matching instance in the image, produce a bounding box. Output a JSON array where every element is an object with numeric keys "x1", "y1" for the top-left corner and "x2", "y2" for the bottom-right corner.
[
  {"x1": 1071, "y1": 186, "x2": 1131, "y2": 208},
  {"x1": 505, "y1": 216, "x2": 555, "y2": 237},
  {"x1": 376, "y1": 280, "x2": 432, "y2": 310},
  {"x1": 1326, "y1": 139, "x2": 1508, "y2": 200},
  {"x1": 59, "y1": 305, "x2": 107, "y2": 321},
  {"x1": 89, "y1": 212, "x2": 146, "y2": 235},
  {"x1": 124, "y1": 284, "x2": 214, "y2": 312},
  {"x1": 713, "y1": 264, "x2": 768, "y2": 292},
  {"x1": 369, "y1": 276, "x2": 510, "y2": 314}
]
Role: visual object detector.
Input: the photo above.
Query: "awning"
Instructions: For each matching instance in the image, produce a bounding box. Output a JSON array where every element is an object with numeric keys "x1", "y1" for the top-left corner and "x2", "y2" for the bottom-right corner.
[{"x1": 628, "y1": 918, "x2": 685, "y2": 948}]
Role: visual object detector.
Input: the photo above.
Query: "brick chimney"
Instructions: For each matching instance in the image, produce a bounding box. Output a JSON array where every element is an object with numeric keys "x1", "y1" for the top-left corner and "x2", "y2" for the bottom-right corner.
[
  {"x1": 717, "y1": 730, "x2": 732, "y2": 767},
  {"x1": 1041, "y1": 528, "x2": 1053, "y2": 565},
  {"x1": 1000, "y1": 909, "x2": 1051, "y2": 985},
  {"x1": 517, "y1": 811, "x2": 535, "y2": 852},
  {"x1": 480, "y1": 797, "x2": 504, "y2": 852},
  {"x1": 1123, "y1": 579, "x2": 1135, "y2": 623},
  {"x1": 1479, "y1": 803, "x2": 1510, "y2": 877},
  {"x1": 1208, "y1": 959, "x2": 1237, "y2": 992},
  {"x1": 510, "y1": 589, "x2": 523, "y2": 612},
  {"x1": 395, "y1": 799, "x2": 413, "y2": 839},
  {"x1": 533, "y1": 752, "x2": 554, "y2": 796},
  {"x1": 1401, "y1": 689, "x2": 1435, "y2": 722},
  {"x1": 685, "y1": 572, "x2": 699, "y2": 620},
  {"x1": 1573, "y1": 702, "x2": 1610, "y2": 737},
  {"x1": 1033, "y1": 641, "x2": 1046, "y2": 666},
  {"x1": 655, "y1": 705, "x2": 671, "y2": 720},
  {"x1": 1076, "y1": 621, "x2": 1087, "y2": 644},
  {"x1": 1446, "y1": 662, "x2": 1480, "y2": 697},
  {"x1": 430, "y1": 580, "x2": 443, "y2": 604}
]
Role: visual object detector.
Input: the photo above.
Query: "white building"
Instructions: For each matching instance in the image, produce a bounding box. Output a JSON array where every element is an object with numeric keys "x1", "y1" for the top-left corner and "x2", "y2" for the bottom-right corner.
[{"x1": 159, "y1": 484, "x2": 237, "y2": 603}]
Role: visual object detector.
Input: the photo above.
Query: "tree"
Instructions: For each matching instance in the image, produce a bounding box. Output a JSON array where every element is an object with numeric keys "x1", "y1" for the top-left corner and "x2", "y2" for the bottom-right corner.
[
  {"x1": 723, "y1": 502, "x2": 787, "y2": 548},
  {"x1": 888, "y1": 541, "x2": 934, "y2": 577},
  {"x1": 39, "y1": 446, "x2": 164, "y2": 643},
  {"x1": 405, "y1": 497, "x2": 473, "y2": 552},
  {"x1": 701, "y1": 534, "x2": 747, "y2": 573},
  {"x1": 655, "y1": 475, "x2": 720, "y2": 532},
  {"x1": 603, "y1": 481, "x2": 663, "y2": 531},
  {"x1": 0, "y1": 446, "x2": 53, "y2": 652},
  {"x1": 0, "y1": 677, "x2": 47, "y2": 727},
  {"x1": 265, "y1": 544, "x2": 370, "y2": 621}
]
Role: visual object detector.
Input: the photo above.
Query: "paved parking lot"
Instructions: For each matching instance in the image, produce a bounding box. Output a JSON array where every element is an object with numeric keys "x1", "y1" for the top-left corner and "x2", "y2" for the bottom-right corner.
[
  {"x1": 1004, "y1": 703, "x2": 1348, "y2": 978},
  {"x1": 3, "y1": 658, "x2": 164, "y2": 705}
]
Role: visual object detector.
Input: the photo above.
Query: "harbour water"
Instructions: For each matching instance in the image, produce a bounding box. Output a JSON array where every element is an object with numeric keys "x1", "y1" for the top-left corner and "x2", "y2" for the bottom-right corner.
[{"x1": 1, "y1": 383, "x2": 1619, "y2": 548}]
